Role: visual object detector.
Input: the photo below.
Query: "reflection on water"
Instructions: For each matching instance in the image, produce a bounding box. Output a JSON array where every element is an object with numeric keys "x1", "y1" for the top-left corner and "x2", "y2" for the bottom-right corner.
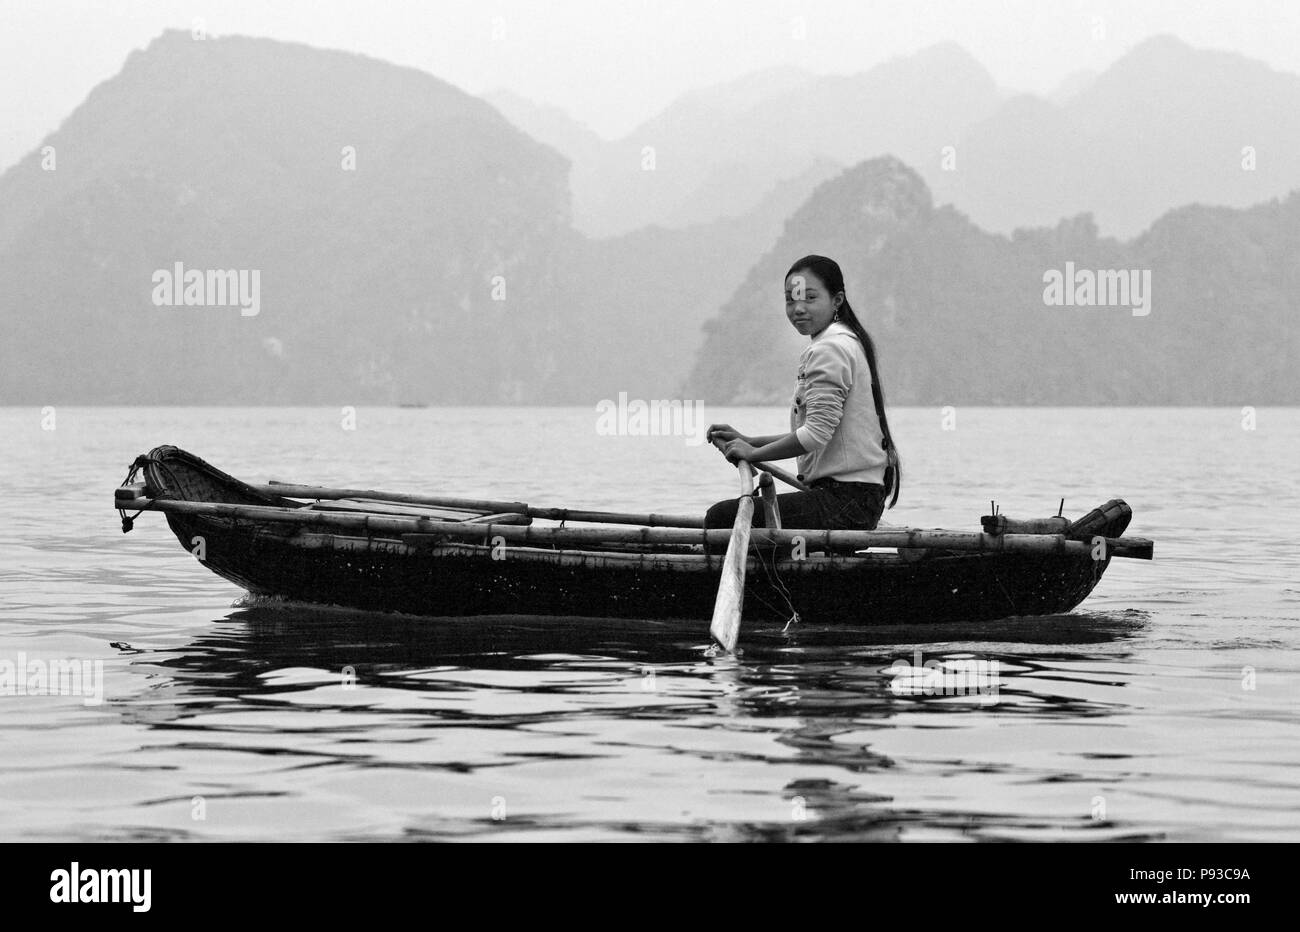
[{"x1": 77, "y1": 602, "x2": 1161, "y2": 841}]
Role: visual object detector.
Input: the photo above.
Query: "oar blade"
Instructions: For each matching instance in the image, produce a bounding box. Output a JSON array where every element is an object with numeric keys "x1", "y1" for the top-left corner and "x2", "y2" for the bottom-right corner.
[{"x1": 709, "y1": 474, "x2": 755, "y2": 652}]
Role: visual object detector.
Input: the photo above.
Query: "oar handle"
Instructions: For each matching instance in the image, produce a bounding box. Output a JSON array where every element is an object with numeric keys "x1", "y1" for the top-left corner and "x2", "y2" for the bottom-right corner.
[
  {"x1": 709, "y1": 437, "x2": 810, "y2": 492},
  {"x1": 756, "y1": 461, "x2": 808, "y2": 493}
]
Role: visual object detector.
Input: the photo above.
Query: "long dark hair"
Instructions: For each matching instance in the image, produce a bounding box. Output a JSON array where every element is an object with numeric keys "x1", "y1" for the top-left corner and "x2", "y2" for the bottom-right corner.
[{"x1": 786, "y1": 255, "x2": 901, "y2": 508}]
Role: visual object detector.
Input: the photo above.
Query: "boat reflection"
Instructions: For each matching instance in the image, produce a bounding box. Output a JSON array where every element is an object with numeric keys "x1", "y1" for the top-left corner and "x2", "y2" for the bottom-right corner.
[
  {"x1": 117, "y1": 603, "x2": 1144, "y2": 704},
  {"x1": 109, "y1": 604, "x2": 1151, "y2": 840}
]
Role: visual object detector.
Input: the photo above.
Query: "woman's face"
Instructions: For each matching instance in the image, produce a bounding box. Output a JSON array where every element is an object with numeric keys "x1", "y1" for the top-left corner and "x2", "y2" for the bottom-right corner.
[{"x1": 785, "y1": 269, "x2": 841, "y2": 337}]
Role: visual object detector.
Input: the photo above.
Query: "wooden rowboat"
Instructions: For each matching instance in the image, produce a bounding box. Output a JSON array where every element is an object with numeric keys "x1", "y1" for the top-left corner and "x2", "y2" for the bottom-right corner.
[{"x1": 115, "y1": 445, "x2": 1152, "y2": 630}]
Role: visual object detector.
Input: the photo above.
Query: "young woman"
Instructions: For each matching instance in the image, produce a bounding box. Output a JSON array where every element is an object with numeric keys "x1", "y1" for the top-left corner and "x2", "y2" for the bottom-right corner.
[{"x1": 705, "y1": 255, "x2": 901, "y2": 540}]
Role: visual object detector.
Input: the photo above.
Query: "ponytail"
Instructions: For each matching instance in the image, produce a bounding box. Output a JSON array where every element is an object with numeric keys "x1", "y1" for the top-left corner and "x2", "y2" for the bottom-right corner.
[{"x1": 838, "y1": 302, "x2": 901, "y2": 507}]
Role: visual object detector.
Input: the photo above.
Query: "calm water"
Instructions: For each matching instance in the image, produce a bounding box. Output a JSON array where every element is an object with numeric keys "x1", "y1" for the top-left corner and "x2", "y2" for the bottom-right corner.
[{"x1": 1, "y1": 406, "x2": 1297, "y2": 842}]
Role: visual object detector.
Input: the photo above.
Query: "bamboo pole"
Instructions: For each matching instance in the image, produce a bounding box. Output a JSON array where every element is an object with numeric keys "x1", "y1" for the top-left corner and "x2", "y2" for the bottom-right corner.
[
  {"x1": 982, "y1": 514, "x2": 1070, "y2": 535},
  {"x1": 289, "y1": 532, "x2": 898, "y2": 570},
  {"x1": 261, "y1": 481, "x2": 528, "y2": 513},
  {"x1": 710, "y1": 460, "x2": 755, "y2": 652},
  {"x1": 256, "y1": 482, "x2": 704, "y2": 528},
  {"x1": 306, "y1": 499, "x2": 500, "y2": 520},
  {"x1": 115, "y1": 496, "x2": 1153, "y2": 559}
]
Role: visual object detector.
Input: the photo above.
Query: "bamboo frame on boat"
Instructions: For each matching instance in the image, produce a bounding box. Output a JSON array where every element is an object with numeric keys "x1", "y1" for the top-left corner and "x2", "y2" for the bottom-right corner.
[
  {"x1": 115, "y1": 494, "x2": 1154, "y2": 559},
  {"x1": 262, "y1": 483, "x2": 706, "y2": 528},
  {"x1": 282, "y1": 531, "x2": 883, "y2": 569},
  {"x1": 117, "y1": 481, "x2": 705, "y2": 528}
]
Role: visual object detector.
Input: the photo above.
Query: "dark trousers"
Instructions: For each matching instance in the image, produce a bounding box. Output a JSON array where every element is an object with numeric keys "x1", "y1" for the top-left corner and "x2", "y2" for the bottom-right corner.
[{"x1": 704, "y1": 478, "x2": 887, "y2": 554}]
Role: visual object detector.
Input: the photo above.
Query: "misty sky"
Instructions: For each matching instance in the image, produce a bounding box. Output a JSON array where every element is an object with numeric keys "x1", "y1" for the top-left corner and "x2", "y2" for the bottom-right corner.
[{"x1": 3, "y1": 0, "x2": 1299, "y2": 173}]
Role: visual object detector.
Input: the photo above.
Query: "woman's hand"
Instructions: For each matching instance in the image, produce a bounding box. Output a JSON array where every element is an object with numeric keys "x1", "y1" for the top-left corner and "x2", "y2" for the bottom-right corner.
[
  {"x1": 721, "y1": 439, "x2": 758, "y2": 464},
  {"x1": 706, "y1": 423, "x2": 748, "y2": 444}
]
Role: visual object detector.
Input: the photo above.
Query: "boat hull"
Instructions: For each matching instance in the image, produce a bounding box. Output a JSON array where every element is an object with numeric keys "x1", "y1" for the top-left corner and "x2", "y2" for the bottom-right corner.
[
  {"x1": 130, "y1": 445, "x2": 1131, "y2": 626},
  {"x1": 156, "y1": 511, "x2": 1120, "y2": 626}
]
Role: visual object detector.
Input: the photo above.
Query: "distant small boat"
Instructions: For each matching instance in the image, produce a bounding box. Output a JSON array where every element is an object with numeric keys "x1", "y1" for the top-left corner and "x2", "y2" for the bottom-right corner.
[
  {"x1": 397, "y1": 402, "x2": 428, "y2": 408},
  {"x1": 115, "y1": 446, "x2": 1152, "y2": 630}
]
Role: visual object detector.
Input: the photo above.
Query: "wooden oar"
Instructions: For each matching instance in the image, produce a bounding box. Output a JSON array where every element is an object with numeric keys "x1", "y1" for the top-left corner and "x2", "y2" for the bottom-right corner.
[
  {"x1": 709, "y1": 459, "x2": 756, "y2": 652},
  {"x1": 707, "y1": 437, "x2": 809, "y2": 492},
  {"x1": 752, "y1": 460, "x2": 807, "y2": 492}
]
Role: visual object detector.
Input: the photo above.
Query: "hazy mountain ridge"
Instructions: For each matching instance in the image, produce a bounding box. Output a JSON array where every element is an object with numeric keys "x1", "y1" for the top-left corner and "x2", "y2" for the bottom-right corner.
[
  {"x1": 931, "y1": 34, "x2": 1300, "y2": 237},
  {"x1": 0, "y1": 30, "x2": 771, "y2": 405},
  {"x1": 480, "y1": 87, "x2": 607, "y2": 168},
  {"x1": 510, "y1": 44, "x2": 1002, "y2": 238},
  {"x1": 0, "y1": 30, "x2": 574, "y2": 404},
  {"x1": 686, "y1": 156, "x2": 1299, "y2": 405},
  {"x1": 2, "y1": 31, "x2": 1296, "y2": 407},
  {"x1": 491, "y1": 35, "x2": 1300, "y2": 242}
]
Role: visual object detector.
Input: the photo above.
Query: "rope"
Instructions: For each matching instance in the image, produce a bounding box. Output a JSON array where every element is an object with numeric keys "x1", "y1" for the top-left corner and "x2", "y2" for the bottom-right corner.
[
  {"x1": 116, "y1": 453, "x2": 190, "y2": 533},
  {"x1": 749, "y1": 538, "x2": 801, "y2": 631},
  {"x1": 117, "y1": 455, "x2": 151, "y2": 533}
]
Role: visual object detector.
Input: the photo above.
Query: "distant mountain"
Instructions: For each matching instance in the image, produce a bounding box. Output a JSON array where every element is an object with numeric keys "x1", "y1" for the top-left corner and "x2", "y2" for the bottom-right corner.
[
  {"x1": 4, "y1": 32, "x2": 1296, "y2": 407},
  {"x1": 934, "y1": 35, "x2": 1300, "y2": 237},
  {"x1": 523, "y1": 48, "x2": 1002, "y2": 237},
  {"x1": 548, "y1": 212, "x2": 779, "y2": 403},
  {"x1": 671, "y1": 64, "x2": 820, "y2": 115},
  {"x1": 686, "y1": 156, "x2": 1299, "y2": 405},
  {"x1": 733, "y1": 43, "x2": 1002, "y2": 167},
  {"x1": 0, "y1": 31, "x2": 582, "y2": 404},
  {"x1": 658, "y1": 155, "x2": 844, "y2": 231},
  {"x1": 0, "y1": 31, "x2": 774, "y2": 405},
  {"x1": 481, "y1": 88, "x2": 606, "y2": 168},
  {"x1": 1046, "y1": 69, "x2": 1097, "y2": 104},
  {"x1": 486, "y1": 35, "x2": 1300, "y2": 244},
  {"x1": 0, "y1": 136, "x2": 24, "y2": 179}
]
